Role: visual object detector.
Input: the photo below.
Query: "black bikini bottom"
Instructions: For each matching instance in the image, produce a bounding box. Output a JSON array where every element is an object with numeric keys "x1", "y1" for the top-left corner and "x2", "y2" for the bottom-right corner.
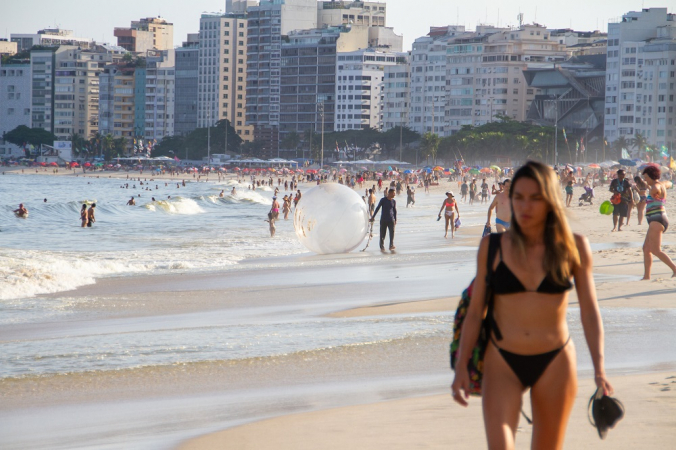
[{"x1": 491, "y1": 336, "x2": 570, "y2": 388}]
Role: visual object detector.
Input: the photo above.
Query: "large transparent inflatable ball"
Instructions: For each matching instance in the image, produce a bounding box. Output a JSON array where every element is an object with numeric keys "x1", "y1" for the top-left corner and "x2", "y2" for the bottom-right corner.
[{"x1": 294, "y1": 183, "x2": 369, "y2": 254}]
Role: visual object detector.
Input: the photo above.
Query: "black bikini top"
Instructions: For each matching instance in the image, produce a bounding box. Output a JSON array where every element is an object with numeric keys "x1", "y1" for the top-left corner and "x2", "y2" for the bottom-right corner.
[{"x1": 491, "y1": 238, "x2": 573, "y2": 295}]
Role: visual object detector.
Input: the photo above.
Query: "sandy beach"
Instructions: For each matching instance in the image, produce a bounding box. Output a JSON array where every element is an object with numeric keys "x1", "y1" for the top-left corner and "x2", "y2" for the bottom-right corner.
[{"x1": 1, "y1": 167, "x2": 676, "y2": 449}]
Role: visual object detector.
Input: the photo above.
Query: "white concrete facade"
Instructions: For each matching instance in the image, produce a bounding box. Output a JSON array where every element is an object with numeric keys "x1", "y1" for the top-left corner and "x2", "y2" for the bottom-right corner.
[
  {"x1": 335, "y1": 48, "x2": 407, "y2": 131},
  {"x1": 0, "y1": 62, "x2": 31, "y2": 158},
  {"x1": 382, "y1": 58, "x2": 410, "y2": 131},
  {"x1": 604, "y1": 8, "x2": 676, "y2": 149}
]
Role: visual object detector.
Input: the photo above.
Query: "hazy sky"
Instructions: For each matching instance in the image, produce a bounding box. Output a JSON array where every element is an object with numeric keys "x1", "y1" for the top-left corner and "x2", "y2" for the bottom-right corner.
[{"x1": 0, "y1": 1, "x2": 668, "y2": 51}]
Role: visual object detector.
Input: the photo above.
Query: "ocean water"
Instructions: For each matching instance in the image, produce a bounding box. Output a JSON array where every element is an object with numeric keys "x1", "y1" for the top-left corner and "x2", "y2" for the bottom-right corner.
[{"x1": 0, "y1": 174, "x2": 303, "y2": 301}]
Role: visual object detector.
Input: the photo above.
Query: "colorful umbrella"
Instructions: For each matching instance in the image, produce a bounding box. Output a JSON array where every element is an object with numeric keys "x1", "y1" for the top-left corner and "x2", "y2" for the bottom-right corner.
[
  {"x1": 587, "y1": 163, "x2": 600, "y2": 169},
  {"x1": 433, "y1": 166, "x2": 444, "y2": 171},
  {"x1": 480, "y1": 167, "x2": 492, "y2": 173},
  {"x1": 490, "y1": 165, "x2": 500, "y2": 170},
  {"x1": 619, "y1": 159, "x2": 636, "y2": 166}
]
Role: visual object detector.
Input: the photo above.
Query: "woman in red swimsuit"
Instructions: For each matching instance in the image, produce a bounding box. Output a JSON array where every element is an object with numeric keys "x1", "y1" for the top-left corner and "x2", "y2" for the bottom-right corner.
[
  {"x1": 452, "y1": 161, "x2": 612, "y2": 449},
  {"x1": 437, "y1": 192, "x2": 460, "y2": 238}
]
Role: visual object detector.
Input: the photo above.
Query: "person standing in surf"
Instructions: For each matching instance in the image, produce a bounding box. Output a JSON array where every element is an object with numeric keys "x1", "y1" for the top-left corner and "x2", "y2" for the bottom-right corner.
[
  {"x1": 87, "y1": 204, "x2": 96, "y2": 227},
  {"x1": 80, "y1": 204, "x2": 88, "y2": 227},
  {"x1": 437, "y1": 192, "x2": 460, "y2": 238}
]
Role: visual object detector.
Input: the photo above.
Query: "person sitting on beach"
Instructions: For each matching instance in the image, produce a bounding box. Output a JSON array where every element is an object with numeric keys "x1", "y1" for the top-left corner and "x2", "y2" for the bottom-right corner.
[
  {"x1": 80, "y1": 204, "x2": 88, "y2": 227},
  {"x1": 486, "y1": 179, "x2": 511, "y2": 232},
  {"x1": 87, "y1": 204, "x2": 96, "y2": 227},
  {"x1": 127, "y1": 197, "x2": 135, "y2": 206},
  {"x1": 13, "y1": 203, "x2": 28, "y2": 218},
  {"x1": 641, "y1": 165, "x2": 676, "y2": 279},
  {"x1": 452, "y1": 161, "x2": 612, "y2": 450}
]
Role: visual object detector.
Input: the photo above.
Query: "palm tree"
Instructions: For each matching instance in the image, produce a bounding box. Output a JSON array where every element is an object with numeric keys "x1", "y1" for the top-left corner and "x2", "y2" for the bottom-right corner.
[
  {"x1": 69, "y1": 133, "x2": 85, "y2": 156},
  {"x1": 611, "y1": 136, "x2": 629, "y2": 160},
  {"x1": 630, "y1": 133, "x2": 648, "y2": 159},
  {"x1": 101, "y1": 134, "x2": 114, "y2": 160},
  {"x1": 420, "y1": 132, "x2": 441, "y2": 165}
]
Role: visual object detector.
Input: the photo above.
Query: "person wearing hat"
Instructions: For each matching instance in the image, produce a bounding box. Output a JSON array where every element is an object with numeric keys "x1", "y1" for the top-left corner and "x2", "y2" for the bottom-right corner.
[
  {"x1": 609, "y1": 169, "x2": 632, "y2": 232},
  {"x1": 438, "y1": 192, "x2": 460, "y2": 238}
]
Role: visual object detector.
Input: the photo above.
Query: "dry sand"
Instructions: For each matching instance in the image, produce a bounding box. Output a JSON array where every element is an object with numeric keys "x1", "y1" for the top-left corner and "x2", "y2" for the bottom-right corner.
[{"x1": 179, "y1": 372, "x2": 676, "y2": 450}]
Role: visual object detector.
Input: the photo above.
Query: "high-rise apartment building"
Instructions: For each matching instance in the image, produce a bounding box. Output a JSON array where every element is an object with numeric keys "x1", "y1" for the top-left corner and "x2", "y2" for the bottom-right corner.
[
  {"x1": 335, "y1": 48, "x2": 407, "y2": 131},
  {"x1": 115, "y1": 17, "x2": 174, "y2": 54},
  {"x1": 604, "y1": 8, "x2": 676, "y2": 149},
  {"x1": 99, "y1": 64, "x2": 136, "y2": 151},
  {"x1": 246, "y1": 0, "x2": 318, "y2": 154},
  {"x1": 0, "y1": 61, "x2": 31, "y2": 158},
  {"x1": 382, "y1": 56, "x2": 410, "y2": 131},
  {"x1": 198, "y1": 13, "x2": 253, "y2": 140},
  {"x1": 145, "y1": 50, "x2": 175, "y2": 141},
  {"x1": 175, "y1": 34, "x2": 199, "y2": 136}
]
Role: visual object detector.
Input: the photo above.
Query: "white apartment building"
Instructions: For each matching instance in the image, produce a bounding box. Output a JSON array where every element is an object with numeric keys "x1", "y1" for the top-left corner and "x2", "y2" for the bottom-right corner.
[
  {"x1": 404, "y1": 24, "x2": 568, "y2": 137},
  {"x1": 605, "y1": 8, "x2": 676, "y2": 149},
  {"x1": 409, "y1": 26, "x2": 466, "y2": 136},
  {"x1": 198, "y1": 13, "x2": 253, "y2": 140},
  {"x1": 145, "y1": 50, "x2": 175, "y2": 141},
  {"x1": 99, "y1": 64, "x2": 136, "y2": 150},
  {"x1": 335, "y1": 48, "x2": 407, "y2": 131},
  {"x1": 0, "y1": 62, "x2": 31, "y2": 158},
  {"x1": 382, "y1": 57, "x2": 410, "y2": 131}
]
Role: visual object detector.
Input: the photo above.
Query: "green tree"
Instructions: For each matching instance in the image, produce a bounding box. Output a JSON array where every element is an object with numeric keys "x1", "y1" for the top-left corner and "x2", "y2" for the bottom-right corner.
[
  {"x1": 630, "y1": 133, "x2": 648, "y2": 160},
  {"x1": 281, "y1": 131, "x2": 301, "y2": 154},
  {"x1": 611, "y1": 136, "x2": 629, "y2": 160},
  {"x1": 3, "y1": 125, "x2": 56, "y2": 147},
  {"x1": 420, "y1": 132, "x2": 441, "y2": 164},
  {"x1": 101, "y1": 134, "x2": 114, "y2": 159}
]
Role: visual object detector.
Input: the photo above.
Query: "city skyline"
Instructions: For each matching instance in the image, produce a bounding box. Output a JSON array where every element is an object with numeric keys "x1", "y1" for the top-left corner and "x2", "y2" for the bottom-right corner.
[{"x1": 0, "y1": 0, "x2": 657, "y2": 51}]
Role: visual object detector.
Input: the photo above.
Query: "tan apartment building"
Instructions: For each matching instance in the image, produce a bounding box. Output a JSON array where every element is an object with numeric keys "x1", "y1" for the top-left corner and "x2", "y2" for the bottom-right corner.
[
  {"x1": 317, "y1": 1, "x2": 387, "y2": 28},
  {"x1": 198, "y1": 13, "x2": 252, "y2": 141},
  {"x1": 115, "y1": 17, "x2": 174, "y2": 54}
]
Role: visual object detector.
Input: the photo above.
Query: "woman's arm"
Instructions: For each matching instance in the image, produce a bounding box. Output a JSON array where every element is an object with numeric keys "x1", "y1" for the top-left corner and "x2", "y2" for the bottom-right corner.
[
  {"x1": 573, "y1": 234, "x2": 613, "y2": 395},
  {"x1": 451, "y1": 235, "x2": 490, "y2": 405},
  {"x1": 455, "y1": 203, "x2": 460, "y2": 217},
  {"x1": 438, "y1": 200, "x2": 446, "y2": 216}
]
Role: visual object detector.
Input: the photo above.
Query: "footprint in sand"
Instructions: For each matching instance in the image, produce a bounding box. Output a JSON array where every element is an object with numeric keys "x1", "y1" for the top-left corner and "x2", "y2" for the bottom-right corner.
[{"x1": 660, "y1": 387, "x2": 671, "y2": 391}]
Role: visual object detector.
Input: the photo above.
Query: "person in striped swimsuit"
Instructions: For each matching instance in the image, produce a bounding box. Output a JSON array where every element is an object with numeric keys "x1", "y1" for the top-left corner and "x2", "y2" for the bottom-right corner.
[{"x1": 641, "y1": 165, "x2": 676, "y2": 280}]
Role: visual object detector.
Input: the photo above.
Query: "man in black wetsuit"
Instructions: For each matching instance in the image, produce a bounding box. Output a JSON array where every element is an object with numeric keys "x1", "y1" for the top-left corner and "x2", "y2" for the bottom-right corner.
[{"x1": 371, "y1": 188, "x2": 397, "y2": 250}]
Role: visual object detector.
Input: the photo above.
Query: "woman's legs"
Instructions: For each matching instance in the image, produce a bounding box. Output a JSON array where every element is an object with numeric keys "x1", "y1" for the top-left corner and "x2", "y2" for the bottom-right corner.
[
  {"x1": 643, "y1": 221, "x2": 676, "y2": 279},
  {"x1": 444, "y1": 214, "x2": 450, "y2": 238},
  {"x1": 637, "y1": 201, "x2": 646, "y2": 225},
  {"x1": 530, "y1": 342, "x2": 578, "y2": 450},
  {"x1": 482, "y1": 342, "x2": 524, "y2": 450},
  {"x1": 450, "y1": 212, "x2": 456, "y2": 238}
]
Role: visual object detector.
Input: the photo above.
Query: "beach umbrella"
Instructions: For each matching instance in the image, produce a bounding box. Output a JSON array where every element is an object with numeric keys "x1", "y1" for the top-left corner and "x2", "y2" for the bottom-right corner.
[
  {"x1": 84, "y1": 162, "x2": 91, "y2": 167},
  {"x1": 375, "y1": 172, "x2": 383, "y2": 176},
  {"x1": 339, "y1": 168, "x2": 347, "y2": 173},
  {"x1": 49, "y1": 162, "x2": 58, "y2": 166},
  {"x1": 306, "y1": 169, "x2": 317, "y2": 174},
  {"x1": 587, "y1": 163, "x2": 600, "y2": 169},
  {"x1": 618, "y1": 159, "x2": 636, "y2": 166},
  {"x1": 233, "y1": 167, "x2": 241, "y2": 171},
  {"x1": 469, "y1": 168, "x2": 480, "y2": 174},
  {"x1": 403, "y1": 169, "x2": 412, "y2": 174},
  {"x1": 480, "y1": 167, "x2": 492, "y2": 173},
  {"x1": 490, "y1": 165, "x2": 500, "y2": 170},
  {"x1": 433, "y1": 166, "x2": 444, "y2": 171}
]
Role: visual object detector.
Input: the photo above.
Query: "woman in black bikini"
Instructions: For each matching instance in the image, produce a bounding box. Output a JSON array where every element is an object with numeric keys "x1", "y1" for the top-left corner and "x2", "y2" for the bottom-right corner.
[{"x1": 452, "y1": 161, "x2": 612, "y2": 449}]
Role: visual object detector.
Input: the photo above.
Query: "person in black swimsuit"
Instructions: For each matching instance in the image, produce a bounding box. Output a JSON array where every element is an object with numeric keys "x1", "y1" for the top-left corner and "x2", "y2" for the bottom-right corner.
[{"x1": 452, "y1": 161, "x2": 612, "y2": 450}]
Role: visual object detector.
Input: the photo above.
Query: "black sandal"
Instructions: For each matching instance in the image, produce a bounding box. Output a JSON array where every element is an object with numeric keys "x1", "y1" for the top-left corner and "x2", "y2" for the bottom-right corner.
[{"x1": 588, "y1": 387, "x2": 625, "y2": 439}]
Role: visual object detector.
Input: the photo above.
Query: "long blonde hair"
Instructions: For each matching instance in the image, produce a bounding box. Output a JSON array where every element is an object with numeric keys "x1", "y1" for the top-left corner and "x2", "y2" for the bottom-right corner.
[{"x1": 509, "y1": 161, "x2": 580, "y2": 284}]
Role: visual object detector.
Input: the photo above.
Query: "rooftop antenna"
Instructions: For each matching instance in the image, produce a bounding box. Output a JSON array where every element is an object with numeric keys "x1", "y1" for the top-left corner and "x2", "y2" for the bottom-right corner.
[
  {"x1": 517, "y1": 13, "x2": 524, "y2": 28},
  {"x1": 534, "y1": 6, "x2": 537, "y2": 24}
]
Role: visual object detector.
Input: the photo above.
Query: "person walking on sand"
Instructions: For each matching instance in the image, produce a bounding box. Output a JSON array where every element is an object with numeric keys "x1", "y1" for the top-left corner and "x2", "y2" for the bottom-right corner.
[
  {"x1": 641, "y1": 166, "x2": 676, "y2": 279},
  {"x1": 486, "y1": 178, "x2": 511, "y2": 232},
  {"x1": 86, "y1": 203, "x2": 96, "y2": 227},
  {"x1": 633, "y1": 176, "x2": 648, "y2": 225},
  {"x1": 461, "y1": 180, "x2": 469, "y2": 203},
  {"x1": 609, "y1": 169, "x2": 632, "y2": 232},
  {"x1": 438, "y1": 192, "x2": 460, "y2": 238},
  {"x1": 452, "y1": 161, "x2": 613, "y2": 450},
  {"x1": 371, "y1": 188, "x2": 397, "y2": 251},
  {"x1": 469, "y1": 179, "x2": 477, "y2": 205},
  {"x1": 80, "y1": 204, "x2": 88, "y2": 227},
  {"x1": 367, "y1": 188, "x2": 377, "y2": 216}
]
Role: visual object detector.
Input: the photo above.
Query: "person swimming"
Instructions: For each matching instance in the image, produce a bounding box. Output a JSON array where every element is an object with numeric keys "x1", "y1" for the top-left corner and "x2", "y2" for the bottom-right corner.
[{"x1": 14, "y1": 203, "x2": 28, "y2": 218}]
